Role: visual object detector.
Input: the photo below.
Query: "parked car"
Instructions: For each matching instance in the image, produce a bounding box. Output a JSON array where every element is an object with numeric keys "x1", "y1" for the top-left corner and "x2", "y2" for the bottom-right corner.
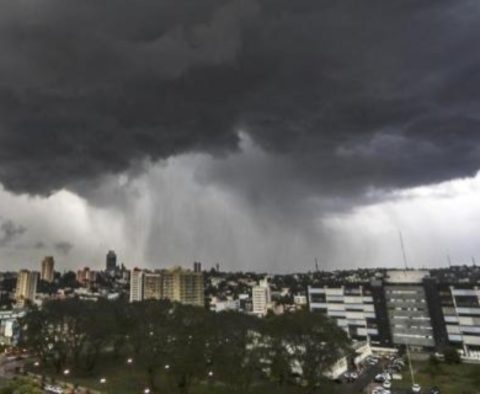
[
  {"x1": 383, "y1": 380, "x2": 392, "y2": 389},
  {"x1": 429, "y1": 387, "x2": 440, "y2": 394}
]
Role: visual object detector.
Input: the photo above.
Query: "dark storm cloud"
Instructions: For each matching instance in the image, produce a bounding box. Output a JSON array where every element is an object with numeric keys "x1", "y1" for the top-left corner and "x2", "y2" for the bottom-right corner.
[
  {"x1": 0, "y1": 218, "x2": 27, "y2": 247},
  {"x1": 0, "y1": 0, "x2": 479, "y2": 199},
  {"x1": 54, "y1": 241, "x2": 74, "y2": 255}
]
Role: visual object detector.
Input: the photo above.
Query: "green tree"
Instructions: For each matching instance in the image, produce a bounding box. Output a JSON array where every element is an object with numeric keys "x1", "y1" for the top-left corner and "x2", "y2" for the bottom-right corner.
[
  {"x1": 265, "y1": 310, "x2": 350, "y2": 393},
  {"x1": 443, "y1": 346, "x2": 461, "y2": 364},
  {"x1": 210, "y1": 311, "x2": 265, "y2": 394}
]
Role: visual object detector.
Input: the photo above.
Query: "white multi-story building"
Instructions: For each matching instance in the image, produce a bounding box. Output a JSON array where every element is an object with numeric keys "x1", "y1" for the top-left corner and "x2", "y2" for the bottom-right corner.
[
  {"x1": 439, "y1": 285, "x2": 480, "y2": 358},
  {"x1": 308, "y1": 284, "x2": 381, "y2": 344},
  {"x1": 129, "y1": 268, "x2": 144, "y2": 302},
  {"x1": 252, "y1": 278, "x2": 271, "y2": 317}
]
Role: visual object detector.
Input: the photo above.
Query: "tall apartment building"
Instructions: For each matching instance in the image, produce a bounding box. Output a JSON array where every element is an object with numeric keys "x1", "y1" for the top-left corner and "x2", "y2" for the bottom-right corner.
[
  {"x1": 384, "y1": 270, "x2": 435, "y2": 349},
  {"x1": 308, "y1": 282, "x2": 391, "y2": 347},
  {"x1": 143, "y1": 272, "x2": 162, "y2": 300},
  {"x1": 129, "y1": 266, "x2": 204, "y2": 306},
  {"x1": 106, "y1": 250, "x2": 117, "y2": 274},
  {"x1": 130, "y1": 268, "x2": 144, "y2": 302},
  {"x1": 76, "y1": 267, "x2": 96, "y2": 286},
  {"x1": 252, "y1": 278, "x2": 271, "y2": 317},
  {"x1": 40, "y1": 256, "x2": 55, "y2": 283},
  {"x1": 15, "y1": 270, "x2": 39, "y2": 307},
  {"x1": 162, "y1": 267, "x2": 205, "y2": 306}
]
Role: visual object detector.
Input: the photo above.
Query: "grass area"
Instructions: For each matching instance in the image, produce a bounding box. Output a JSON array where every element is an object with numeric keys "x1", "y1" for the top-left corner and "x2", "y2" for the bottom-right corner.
[
  {"x1": 25, "y1": 356, "x2": 329, "y2": 394},
  {"x1": 392, "y1": 360, "x2": 480, "y2": 394}
]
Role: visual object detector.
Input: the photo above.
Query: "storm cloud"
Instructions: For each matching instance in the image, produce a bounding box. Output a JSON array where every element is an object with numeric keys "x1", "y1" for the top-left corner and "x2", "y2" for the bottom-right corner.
[
  {"x1": 0, "y1": 218, "x2": 27, "y2": 247},
  {"x1": 0, "y1": 0, "x2": 479, "y2": 201}
]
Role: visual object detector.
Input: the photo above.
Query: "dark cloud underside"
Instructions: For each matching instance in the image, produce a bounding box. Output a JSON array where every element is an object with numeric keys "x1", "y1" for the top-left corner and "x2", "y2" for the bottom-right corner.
[{"x1": 0, "y1": 0, "x2": 479, "y2": 198}]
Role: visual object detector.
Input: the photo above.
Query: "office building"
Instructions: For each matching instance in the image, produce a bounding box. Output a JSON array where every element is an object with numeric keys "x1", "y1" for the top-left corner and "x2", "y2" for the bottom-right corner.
[
  {"x1": 252, "y1": 278, "x2": 271, "y2": 317},
  {"x1": 40, "y1": 256, "x2": 55, "y2": 283},
  {"x1": 193, "y1": 262, "x2": 202, "y2": 273},
  {"x1": 106, "y1": 250, "x2": 117, "y2": 274},
  {"x1": 129, "y1": 268, "x2": 144, "y2": 302},
  {"x1": 384, "y1": 270, "x2": 435, "y2": 349},
  {"x1": 15, "y1": 270, "x2": 39, "y2": 306},
  {"x1": 438, "y1": 284, "x2": 480, "y2": 358},
  {"x1": 308, "y1": 282, "x2": 391, "y2": 347}
]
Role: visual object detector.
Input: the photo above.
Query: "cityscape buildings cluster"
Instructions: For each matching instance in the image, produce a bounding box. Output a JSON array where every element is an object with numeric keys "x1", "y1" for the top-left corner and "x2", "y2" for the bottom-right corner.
[{"x1": 2, "y1": 250, "x2": 480, "y2": 362}]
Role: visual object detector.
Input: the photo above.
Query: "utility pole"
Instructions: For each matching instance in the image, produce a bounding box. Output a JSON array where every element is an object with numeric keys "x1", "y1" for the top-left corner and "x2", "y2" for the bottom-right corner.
[{"x1": 399, "y1": 231, "x2": 409, "y2": 270}]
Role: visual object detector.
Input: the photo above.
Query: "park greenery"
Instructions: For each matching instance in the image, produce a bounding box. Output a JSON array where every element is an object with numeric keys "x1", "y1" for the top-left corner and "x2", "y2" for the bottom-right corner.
[{"x1": 19, "y1": 299, "x2": 350, "y2": 393}]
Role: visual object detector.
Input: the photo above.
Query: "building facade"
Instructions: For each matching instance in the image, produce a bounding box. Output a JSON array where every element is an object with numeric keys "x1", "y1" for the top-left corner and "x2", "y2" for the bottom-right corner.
[
  {"x1": 384, "y1": 270, "x2": 435, "y2": 349},
  {"x1": 129, "y1": 268, "x2": 144, "y2": 302},
  {"x1": 40, "y1": 256, "x2": 55, "y2": 283},
  {"x1": 15, "y1": 270, "x2": 39, "y2": 306},
  {"x1": 438, "y1": 284, "x2": 480, "y2": 358},
  {"x1": 252, "y1": 278, "x2": 271, "y2": 317},
  {"x1": 106, "y1": 250, "x2": 117, "y2": 274},
  {"x1": 129, "y1": 267, "x2": 204, "y2": 306},
  {"x1": 308, "y1": 282, "x2": 391, "y2": 347}
]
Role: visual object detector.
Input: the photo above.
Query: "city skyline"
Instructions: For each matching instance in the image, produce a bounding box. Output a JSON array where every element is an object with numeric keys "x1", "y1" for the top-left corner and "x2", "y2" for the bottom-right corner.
[{"x1": 1, "y1": 1, "x2": 480, "y2": 272}]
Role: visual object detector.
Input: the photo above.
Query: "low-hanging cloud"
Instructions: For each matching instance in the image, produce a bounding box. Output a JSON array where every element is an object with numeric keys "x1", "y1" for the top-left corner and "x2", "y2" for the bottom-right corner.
[{"x1": 0, "y1": 0, "x2": 479, "y2": 204}]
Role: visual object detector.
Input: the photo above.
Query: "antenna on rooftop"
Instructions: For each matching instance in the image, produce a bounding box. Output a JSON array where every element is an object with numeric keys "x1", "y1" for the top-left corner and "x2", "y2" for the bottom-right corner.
[
  {"x1": 399, "y1": 231, "x2": 409, "y2": 270},
  {"x1": 472, "y1": 257, "x2": 477, "y2": 267},
  {"x1": 315, "y1": 257, "x2": 319, "y2": 272},
  {"x1": 447, "y1": 254, "x2": 452, "y2": 268}
]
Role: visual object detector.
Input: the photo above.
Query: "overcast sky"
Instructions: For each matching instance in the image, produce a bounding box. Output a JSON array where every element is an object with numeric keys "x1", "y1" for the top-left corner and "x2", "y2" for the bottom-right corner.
[{"x1": 0, "y1": 0, "x2": 480, "y2": 272}]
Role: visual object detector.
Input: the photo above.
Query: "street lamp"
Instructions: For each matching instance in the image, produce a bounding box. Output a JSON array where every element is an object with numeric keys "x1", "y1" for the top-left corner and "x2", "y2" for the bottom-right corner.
[
  {"x1": 100, "y1": 378, "x2": 107, "y2": 384},
  {"x1": 127, "y1": 358, "x2": 133, "y2": 365},
  {"x1": 164, "y1": 364, "x2": 170, "y2": 370},
  {"x1": 63, "y1": 369, "x2": 70, "y2": 376},
  {"x1": 33, "y1": 361, "x2": 40, "y2": 367},
  {"x1": 144, "y1": 388, "x2": 150, "y2": 393}
]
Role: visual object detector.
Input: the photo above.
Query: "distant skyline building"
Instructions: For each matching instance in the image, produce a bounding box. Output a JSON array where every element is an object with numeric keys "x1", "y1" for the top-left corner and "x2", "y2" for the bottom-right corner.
[
  {"x1": 252, "y1": 278, "x2": 271, "y2": 317},
  {"x1": 106, "y1": 250, "x2": 117, "y2": 274},
  {"x1": 15, "y1": 270, "x2": 39, "y2": 306},
  {"x1": 193, "y1": 262, "x2": 202, "y2": 273},
  {"x1": 129, "y1": 266, "x2": 204, "y2": 306},
  {"x1": 143, "y1": 272, "x2": 162, "y2": 300},
  {"x1": 130, "y1": 268, "x2": 144, "y2": 302},
  {"x1": 40, "y1": 256, "x2": 55, "y2": 283},
  {"x1": 76, "y1": 267, "x2": 96, "y2": 286}
]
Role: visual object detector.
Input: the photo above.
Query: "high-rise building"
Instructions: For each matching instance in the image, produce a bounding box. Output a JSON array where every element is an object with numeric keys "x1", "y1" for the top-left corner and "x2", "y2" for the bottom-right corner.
[
  {"x1": 76, "y1": 267, "x2": 96, "y2": 286},
  {"x1": 129, "y1": 266, "x2": 204, "y2": 306},
  {"x1": 162, "y1": 267, "x2": 205, "y2": 306},
  {"x1": 106, "y1": 250, "x2": 117, "y2": 274},
  {"x1": 143, "y1": 272, "x2": 162, "y2": 300},
  {"x1": 40, "y1": 256, "x2": 55, "y2": 283},
  {"x1": 252, "y1": 278, "x2": 271, "y2": 317},
  {"x1": 129, "y1": 268, "x2": 144, "y2": 302},
  {"x1": 15, "y1": 270, "x2": 39, "y2": 306},
  {"x1": 193, "y1": 262, "x2": 202, "y2": 273}
]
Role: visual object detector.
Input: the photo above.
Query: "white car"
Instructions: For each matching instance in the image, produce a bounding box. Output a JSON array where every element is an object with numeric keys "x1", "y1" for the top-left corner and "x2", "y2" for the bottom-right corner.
[
  {"x1": 44, "y1": 385, "x2": 64, "y2": 394},
  {"x1": 411, "y1": 383, "x2": 422, "y2": 393},
  {"x1": 383, "y1": 380, "x2": 392, "y2": 389}
]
